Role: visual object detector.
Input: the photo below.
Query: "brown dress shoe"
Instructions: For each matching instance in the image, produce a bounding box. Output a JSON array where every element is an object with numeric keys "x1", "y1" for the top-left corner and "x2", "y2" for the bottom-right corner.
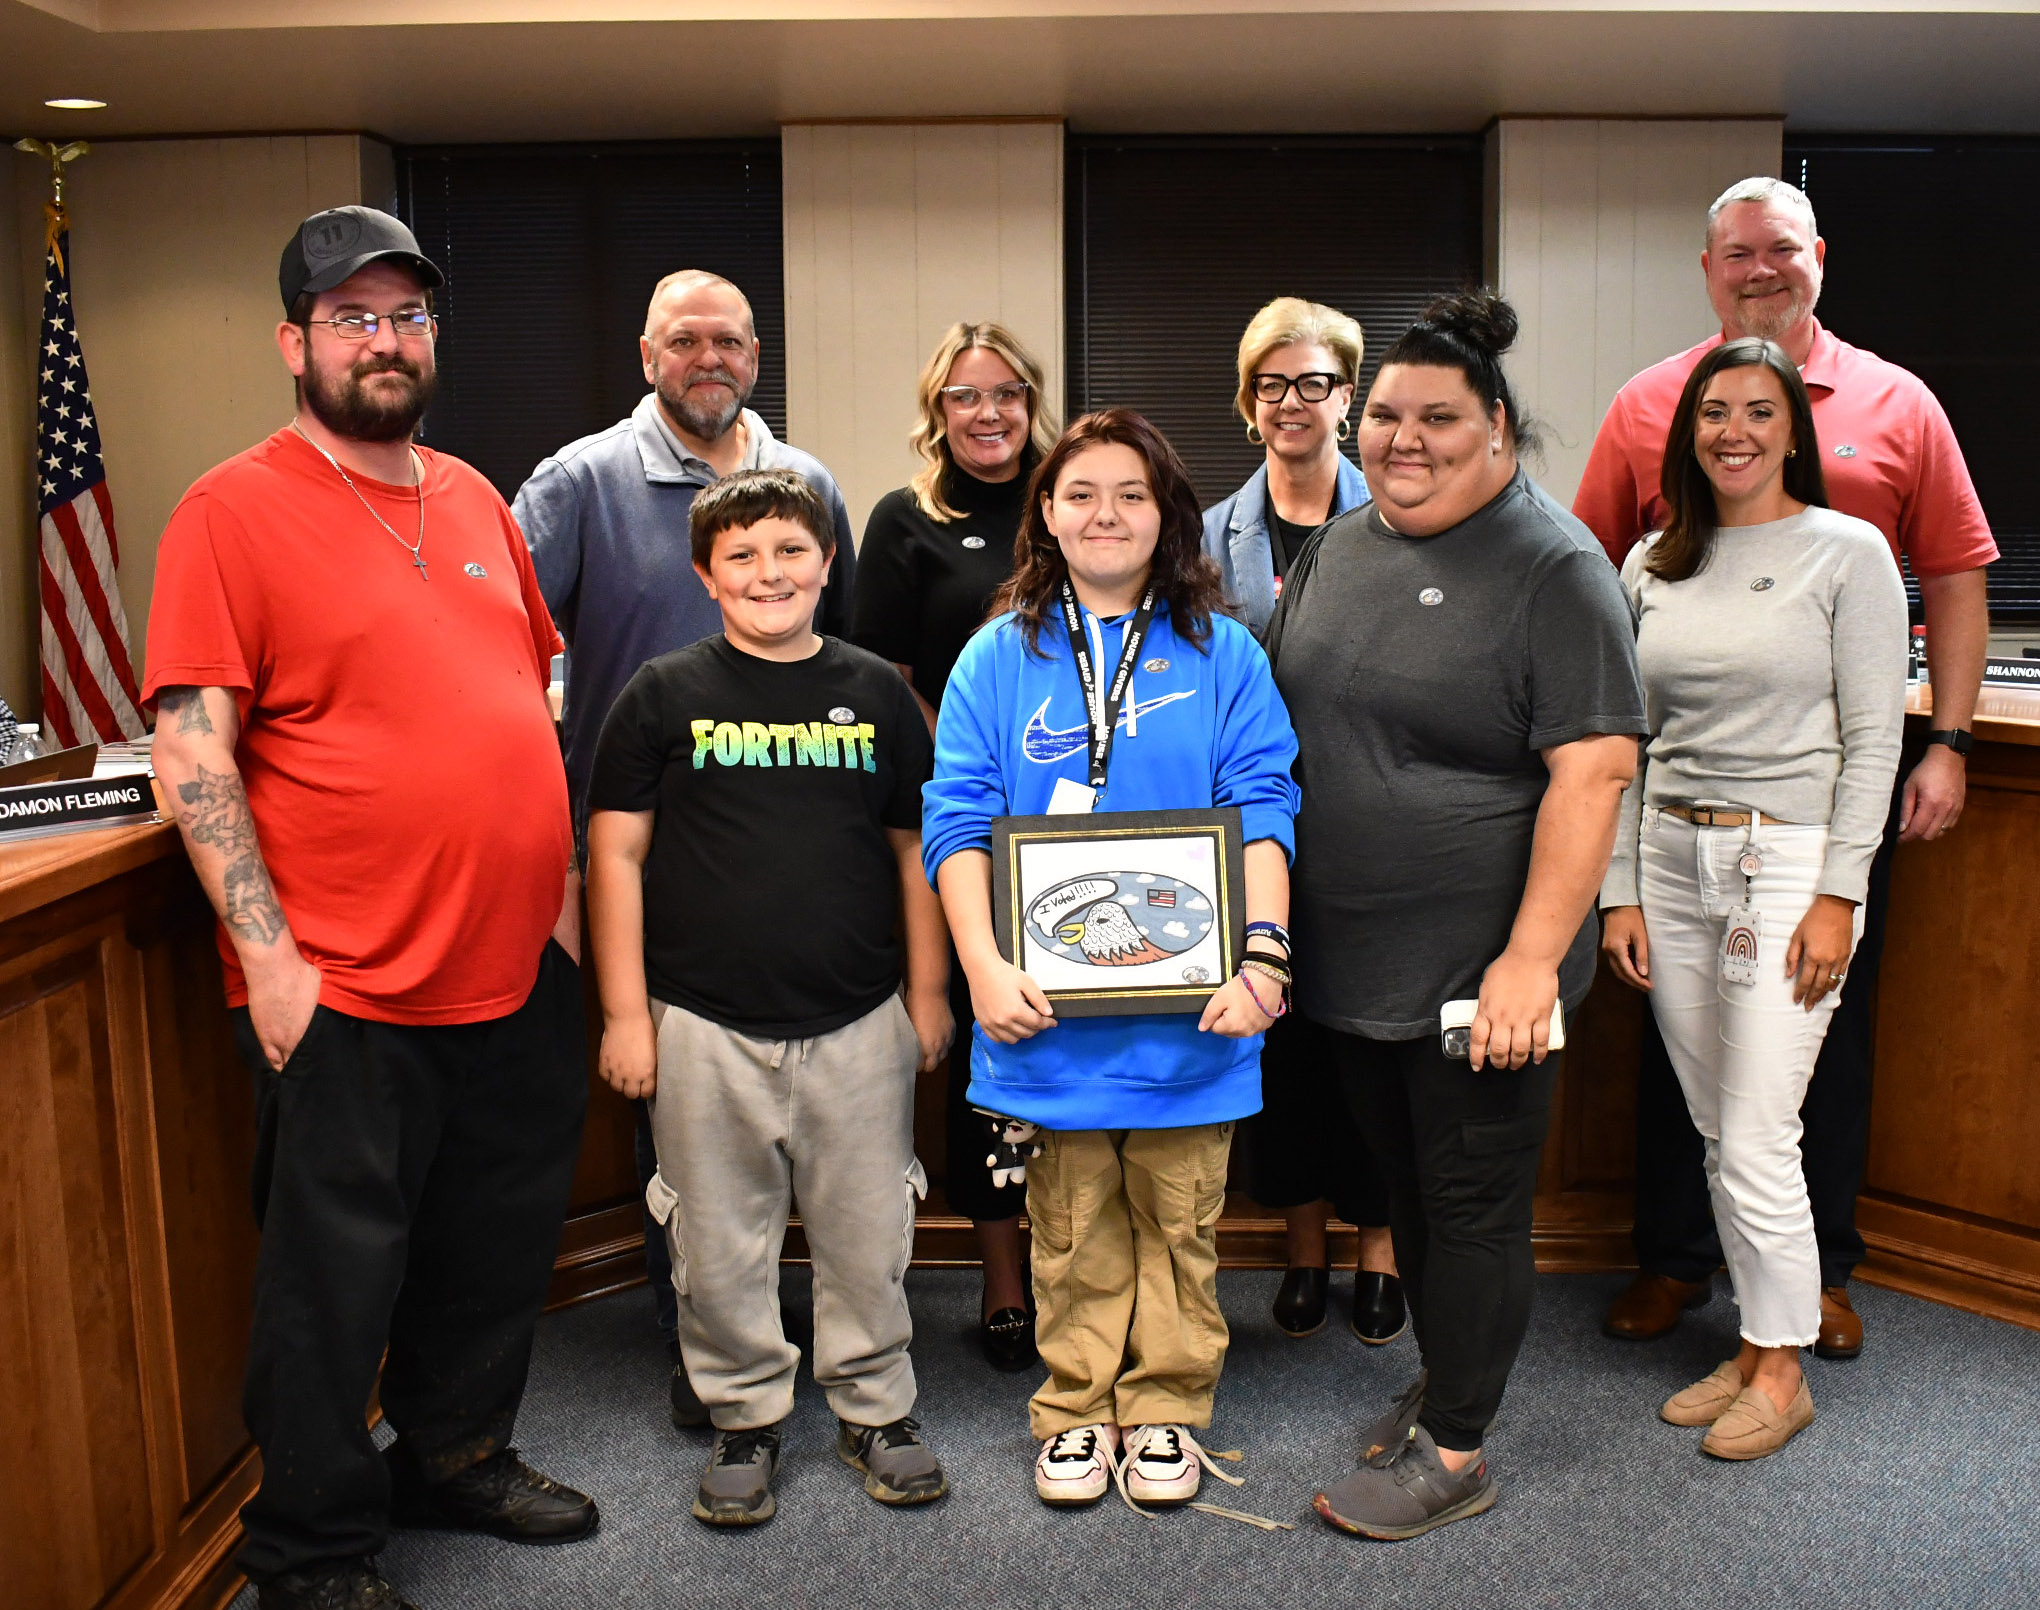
[
  {"x1": 1701, "y1": 1377, "x2": 1814, "y2": 1460},
  {"x1": 1814, "y1": 1285, "x2": 1863, "y2": 1360},
  {"x1": 1603, "y1": 1272, "x2": 1712, "y2": 1340}
]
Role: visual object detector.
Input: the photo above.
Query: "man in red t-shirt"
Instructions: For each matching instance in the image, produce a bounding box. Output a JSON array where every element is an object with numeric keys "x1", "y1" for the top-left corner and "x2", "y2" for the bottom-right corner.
[
  {"x1": 144, "y1": 208, "x2": 597, "y2": 1610},
  {"x1": 1574, "y1": 177, "x2": 1996, "y2": 1360}
]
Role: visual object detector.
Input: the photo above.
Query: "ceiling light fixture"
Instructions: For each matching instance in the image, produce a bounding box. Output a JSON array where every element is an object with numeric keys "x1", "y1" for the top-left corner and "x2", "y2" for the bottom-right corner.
[{"x1": 44, "y1": 98, "x2": 108, "y2": 110}]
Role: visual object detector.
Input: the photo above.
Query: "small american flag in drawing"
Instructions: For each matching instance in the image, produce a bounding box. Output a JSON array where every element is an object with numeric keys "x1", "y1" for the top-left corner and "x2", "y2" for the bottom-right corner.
[{"x1": 1147, "y1": 888, "x2": 1176, "y2": 907}]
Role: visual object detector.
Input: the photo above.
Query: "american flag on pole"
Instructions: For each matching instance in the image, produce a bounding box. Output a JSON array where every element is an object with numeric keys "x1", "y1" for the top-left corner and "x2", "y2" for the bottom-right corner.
[{"x1": 36, "y1": 202, "x2": 144, "y2": 747}]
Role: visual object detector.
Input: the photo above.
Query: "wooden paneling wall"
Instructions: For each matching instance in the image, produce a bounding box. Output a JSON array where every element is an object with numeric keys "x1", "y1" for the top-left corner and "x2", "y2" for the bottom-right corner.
[
  {"x1": 1, "y1": 841, "x2": 257, "y2": 1610},
  {"x1": 1488, "y1": 118, "x2": 1784, "y2": 507},
  {"x1": 781, "y1": 120, "x2": 1065, "y2": 539}
]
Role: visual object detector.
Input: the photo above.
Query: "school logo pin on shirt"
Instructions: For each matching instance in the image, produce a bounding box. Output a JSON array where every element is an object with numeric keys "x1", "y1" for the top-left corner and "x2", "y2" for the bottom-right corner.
[
  {"x1": 961, "y1": 536, "x2": 987, "y2": 550},
  {"x1": 1834, "y1": 445, "x2": 1858, "y2": 459},
  {"x1": 1143, "y1": 658, "x2": 1170, "y2": 674},
  {"x1": 829, "y1": 706, "x2": 856, "y2": 724},
  {"x1": 1419, "y1": 587, "x2": 1445, "y2": 607},
  {"x1": 1751, "y1": 577, "x2": 1776, "y2": 592},
  {"x1": 464, "y1": 562, "x2": 487, "y2": 578}
]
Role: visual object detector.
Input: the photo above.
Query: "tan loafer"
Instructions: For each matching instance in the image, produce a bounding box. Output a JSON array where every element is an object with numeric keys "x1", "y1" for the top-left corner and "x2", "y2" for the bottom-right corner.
[
  {"x1": 1661, "y1": 1360, "x2": 1746, "y2": 1427},
  {"x1": 1701, "y1": 1378, "x2": 1815, "y2": 1460}
]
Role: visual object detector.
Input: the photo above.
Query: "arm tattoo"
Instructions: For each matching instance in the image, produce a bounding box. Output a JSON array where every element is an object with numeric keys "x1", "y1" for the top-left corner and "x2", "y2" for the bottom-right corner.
[
  {"x1": 157, "y1": 685, "x2": 216, "y2": 736},
  {"x1": 175, "y1": 764, "x2": 287, "y2": 946}
]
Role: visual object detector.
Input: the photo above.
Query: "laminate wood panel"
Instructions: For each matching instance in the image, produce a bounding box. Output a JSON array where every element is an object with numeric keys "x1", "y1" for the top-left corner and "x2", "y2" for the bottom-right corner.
[{"x1": 0, "y1": 943, "x2": 155, "y2": 1610}]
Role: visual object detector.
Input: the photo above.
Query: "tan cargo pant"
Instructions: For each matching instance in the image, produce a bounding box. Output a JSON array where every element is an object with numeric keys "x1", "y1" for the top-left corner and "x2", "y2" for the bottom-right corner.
[{"x1": 1026, "y1": 1122, "x2": 1234, "y2": 1439}]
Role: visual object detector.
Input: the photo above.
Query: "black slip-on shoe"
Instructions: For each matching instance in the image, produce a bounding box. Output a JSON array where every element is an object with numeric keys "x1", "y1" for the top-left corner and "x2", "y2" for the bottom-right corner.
[
  {"x1": 386, "y1": 1443, "x2": 598, "y2": 1545},
  {"x1": 1352, "y1": 1271, "x2": 1409, "y2": 1345},
  {"x1": 1273, "y1": 1266, "x2": 1330, "y2": 1336},
  {"x1": 981, "y1": 1307, "x2": 1039, "y2": 1372}
]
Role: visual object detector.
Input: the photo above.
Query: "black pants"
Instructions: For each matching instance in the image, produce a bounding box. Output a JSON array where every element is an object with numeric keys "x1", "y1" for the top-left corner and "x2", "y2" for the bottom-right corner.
[
  {"x1": 1334, "y1": 1027, "x2": 1559, "y2": 1452},
  {"x1": 1632, "y1": 789, "x2": 1901, "y2": 1288},
  {"x1": 1238, "y1": 1011, "x2": 1390, "y2": 1230},
  {"x1": 231, "y1": 942, "x2": 588, "y2": 1581},
  {"x1": 943, "y1": 953, "x2": 1026, "y2": 1224}
]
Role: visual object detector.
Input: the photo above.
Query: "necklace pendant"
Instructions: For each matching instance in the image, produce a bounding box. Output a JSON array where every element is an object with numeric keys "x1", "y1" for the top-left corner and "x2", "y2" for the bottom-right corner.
[{"x1": 414, "y1": 553, "x2": 430, "y2": 580}]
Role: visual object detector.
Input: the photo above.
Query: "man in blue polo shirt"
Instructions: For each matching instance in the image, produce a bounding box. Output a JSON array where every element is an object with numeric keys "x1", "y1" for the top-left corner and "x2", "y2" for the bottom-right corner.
[
  {"x1": 515, "y1": 268, "x2": 856, "y2": 845},
  {"x1": 513, "y1": 267, "x2": 857, "y2": 1429}
]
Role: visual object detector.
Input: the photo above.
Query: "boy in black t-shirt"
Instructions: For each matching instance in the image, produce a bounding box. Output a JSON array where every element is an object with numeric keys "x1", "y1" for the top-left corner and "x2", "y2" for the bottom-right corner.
[{"x1": 586, "y1": 470, "x2": 953, "y2": 1527}]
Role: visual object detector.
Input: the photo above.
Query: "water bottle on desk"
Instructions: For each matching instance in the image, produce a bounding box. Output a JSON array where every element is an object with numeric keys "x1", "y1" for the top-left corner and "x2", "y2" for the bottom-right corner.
[
  {"x1": 1909, "y1": 625, "x2": 1929, "y2": 686},
  {"x1": 2, "y1": 723, "x2": 49, "y2": 766}
]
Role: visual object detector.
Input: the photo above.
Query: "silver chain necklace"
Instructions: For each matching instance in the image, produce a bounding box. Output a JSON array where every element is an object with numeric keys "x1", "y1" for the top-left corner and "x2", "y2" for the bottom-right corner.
[{"x1": 291, "y1": 419, "x2": 429, "y2": 580}]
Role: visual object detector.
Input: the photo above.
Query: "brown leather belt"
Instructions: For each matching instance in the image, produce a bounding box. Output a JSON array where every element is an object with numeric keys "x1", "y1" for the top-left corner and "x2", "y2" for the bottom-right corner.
[{"x1": 1660, "y1": 804, "x2": 1790, "y2": 827}]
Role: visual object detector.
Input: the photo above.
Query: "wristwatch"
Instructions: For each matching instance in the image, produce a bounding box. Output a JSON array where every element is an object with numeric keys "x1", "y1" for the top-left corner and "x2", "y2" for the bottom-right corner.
[{"x1": 1926, "y1": 728, "x2": 1973, "y2": 757}]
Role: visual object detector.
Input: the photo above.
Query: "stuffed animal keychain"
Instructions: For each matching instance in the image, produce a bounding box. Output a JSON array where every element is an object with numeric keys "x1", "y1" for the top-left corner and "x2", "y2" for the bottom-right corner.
[{"x1": 975, "y1": 1108, "x2": 1043, "y2": 1187}]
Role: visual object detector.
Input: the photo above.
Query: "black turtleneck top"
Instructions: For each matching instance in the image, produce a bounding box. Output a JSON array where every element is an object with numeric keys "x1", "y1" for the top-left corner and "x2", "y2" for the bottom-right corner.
[{"x1": 850, "y1": 460, "x2": 1030, "y2": 709}]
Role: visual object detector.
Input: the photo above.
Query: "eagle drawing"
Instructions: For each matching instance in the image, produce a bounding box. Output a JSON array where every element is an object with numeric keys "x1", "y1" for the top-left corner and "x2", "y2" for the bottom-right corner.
[{"x1": 1055, "y1": 899, "x2": 1171, "y2": 966}]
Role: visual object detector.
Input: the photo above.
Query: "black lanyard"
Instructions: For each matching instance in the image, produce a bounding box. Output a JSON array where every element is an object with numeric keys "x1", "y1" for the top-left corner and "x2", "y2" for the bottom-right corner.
[{"x1": 1057, "y1": 579, "x2": 1157, "y2": 794}]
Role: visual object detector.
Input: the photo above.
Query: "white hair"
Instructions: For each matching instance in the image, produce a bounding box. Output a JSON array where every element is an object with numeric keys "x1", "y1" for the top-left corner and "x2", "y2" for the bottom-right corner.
[{"x1": 1706, "y1": 177, "x2": 1818, "y2": 247}]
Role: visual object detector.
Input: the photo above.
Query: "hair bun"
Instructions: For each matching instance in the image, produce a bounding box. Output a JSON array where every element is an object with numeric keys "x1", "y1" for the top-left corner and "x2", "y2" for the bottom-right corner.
[{"x1": 1417, "y1": 289, "x2": 1519, "y2": 357}]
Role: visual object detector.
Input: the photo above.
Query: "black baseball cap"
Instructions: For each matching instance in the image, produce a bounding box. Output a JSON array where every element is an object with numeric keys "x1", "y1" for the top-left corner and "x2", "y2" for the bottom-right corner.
[{"x1": 279, "y1": 206, "x2": 444, "y2": 311}]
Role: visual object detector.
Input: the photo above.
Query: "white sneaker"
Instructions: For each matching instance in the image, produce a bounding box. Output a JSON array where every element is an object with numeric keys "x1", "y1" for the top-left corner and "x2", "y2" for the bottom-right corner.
[
  {"x1": 1117, "y1": 1424, "x2": 1242, "y2": 1511},
  {"x1": 1035, "y1": 1422, "x2": 1119, "y2": 1507}
]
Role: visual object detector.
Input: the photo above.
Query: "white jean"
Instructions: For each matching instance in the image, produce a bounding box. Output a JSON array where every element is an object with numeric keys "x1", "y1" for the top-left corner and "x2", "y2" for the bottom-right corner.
[{"x1": 1637, "y1": 809, "x2": 1864, "y2": 1348}]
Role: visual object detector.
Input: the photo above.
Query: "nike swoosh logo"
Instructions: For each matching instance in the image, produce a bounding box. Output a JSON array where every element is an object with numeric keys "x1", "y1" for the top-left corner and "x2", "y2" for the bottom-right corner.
[{"x1": 1021, "y1": 691, "x2": 1196, "y2": 763}]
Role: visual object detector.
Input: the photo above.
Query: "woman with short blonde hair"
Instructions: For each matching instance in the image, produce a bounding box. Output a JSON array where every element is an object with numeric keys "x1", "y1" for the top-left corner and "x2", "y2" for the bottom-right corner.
[
  {"x1": 1203, "y1": 296, "x2": 1395, "y2": 1347},
  {"x1": 852, "y1": 318, "x2": 1059, "y2": 1374}
]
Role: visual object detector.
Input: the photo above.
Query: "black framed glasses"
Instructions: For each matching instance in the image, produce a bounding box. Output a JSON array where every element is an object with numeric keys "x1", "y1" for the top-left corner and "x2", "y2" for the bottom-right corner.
[
  {"x1": 306, "y1": 308, "x2": 436, "y2": 342},
  {"x1": 1250, "y1": 371, "x2": 1342, "y2": 404},
  {"x1": 939, "y1": 380, "x2": 1031, "y2": 411}
]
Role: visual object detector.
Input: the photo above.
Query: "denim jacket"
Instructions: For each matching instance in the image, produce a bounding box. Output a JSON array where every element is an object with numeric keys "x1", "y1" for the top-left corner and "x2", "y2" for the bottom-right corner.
[{"x1": 1200, "y1": 455, "x2": 1370, "y2": 636}]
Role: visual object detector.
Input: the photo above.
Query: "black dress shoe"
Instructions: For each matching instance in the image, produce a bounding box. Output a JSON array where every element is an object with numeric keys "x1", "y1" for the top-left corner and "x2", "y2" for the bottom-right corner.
[
  {"x1": 1273, "y1": 1266, "x2": 1330, "y2": 1336},
  {"x1": 1352, "y1": 1272, "x2": 1408, "y2": 1345},
  {"x1": 256, "y1": 1558, "x2": 417, "y2": 1610},
  {"x1": 387, "y1": 1443, "x2": 599, "y2": 1544},
  {"x1": 668, "y1": 1337, "x2": 709, "y2": 1428},
  {"x1": 981, "y1": 1306, "x2": 1039, "y2": 1371}
]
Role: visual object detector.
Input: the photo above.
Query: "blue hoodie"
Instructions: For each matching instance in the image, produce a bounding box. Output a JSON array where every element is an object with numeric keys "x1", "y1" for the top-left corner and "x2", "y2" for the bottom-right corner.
[{"x1": 923, "y1": 602, "x2": 1300, "y2": 1130}]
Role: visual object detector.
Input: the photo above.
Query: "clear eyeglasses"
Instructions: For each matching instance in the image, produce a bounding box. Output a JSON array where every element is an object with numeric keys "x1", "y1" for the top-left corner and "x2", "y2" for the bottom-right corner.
[
  {"x1": 1251, "y1": 372, "x2": 1342, "y2": 404},
  {"x1": 306, "y1": 308, "x2": 436, "y2": 342},
  {"x1": 939, "y1": 380, "x2": 1031, "y2": 411}
]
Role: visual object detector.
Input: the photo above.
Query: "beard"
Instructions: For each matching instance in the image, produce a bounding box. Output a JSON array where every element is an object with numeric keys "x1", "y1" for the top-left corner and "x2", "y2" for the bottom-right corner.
[
  {"x1": 1735, "y1": 280, "x2": 1819, "y2": 342},
  {"x1": 657, "y1": 369, "x2": 750, "y2": 441},
  {"x1": 301, "y1": 349, "x2": 437, "y2": 443}
]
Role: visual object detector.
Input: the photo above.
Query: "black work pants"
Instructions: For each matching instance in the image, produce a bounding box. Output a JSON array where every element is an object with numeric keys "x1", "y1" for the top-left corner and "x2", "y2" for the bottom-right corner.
[
  {"x1": 1632, "y1": 788, "x2": 1900, "y2": 1287},
  {"x1": 231, "y1": 941, "x2": 588, "y2": 1581},
  {"x1": 1238, "y1": 1011, "x2": 1390, "y2": 1230},
  {"x1": 1333, "y1": 1026, "x2": 1559, "y2": 1452}
]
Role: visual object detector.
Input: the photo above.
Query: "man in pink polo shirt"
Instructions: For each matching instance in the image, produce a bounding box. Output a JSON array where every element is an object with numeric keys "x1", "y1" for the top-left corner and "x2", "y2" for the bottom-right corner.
[{"x1": 1575, "y1": 175, "x2": 1995, "y2": 1359}]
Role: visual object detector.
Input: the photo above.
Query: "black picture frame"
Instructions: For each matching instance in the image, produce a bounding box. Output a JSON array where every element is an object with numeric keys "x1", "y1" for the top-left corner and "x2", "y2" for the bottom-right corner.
[{"x1": 990, "y1": 807, "x2": 1247, "y2": 1017}]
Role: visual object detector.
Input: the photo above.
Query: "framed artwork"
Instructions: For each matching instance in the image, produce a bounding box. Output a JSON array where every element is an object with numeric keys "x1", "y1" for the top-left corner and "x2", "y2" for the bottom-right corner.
[{"x1": 991, "y1": 807, "x2": 1247, "y2": 1017}]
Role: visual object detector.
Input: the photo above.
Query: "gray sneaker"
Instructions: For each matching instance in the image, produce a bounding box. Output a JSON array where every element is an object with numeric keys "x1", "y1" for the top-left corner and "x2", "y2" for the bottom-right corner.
[
  {"x1": 1361, "y1": 1369, "x2": 1427, "y2": 1459},
  {"x1": 692, "y1": 1424, "x2": 782, "y2": 1526},
  {"x1": 836, "y1": 1416, "x2": 948, "y2": 1505},
  {"x1": 1314, "y1": 1423, "x2": 1496, "y2": 1541}
]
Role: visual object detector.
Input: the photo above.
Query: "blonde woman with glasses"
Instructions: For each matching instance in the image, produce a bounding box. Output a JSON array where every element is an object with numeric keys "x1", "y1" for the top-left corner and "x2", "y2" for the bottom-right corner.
[
  {"x1": 852, "y1": 320, "x2": 1059, "y2": 1373},
  {"x1": 1202, "y1": 298, "x2": 1399, "y2": 1347}
]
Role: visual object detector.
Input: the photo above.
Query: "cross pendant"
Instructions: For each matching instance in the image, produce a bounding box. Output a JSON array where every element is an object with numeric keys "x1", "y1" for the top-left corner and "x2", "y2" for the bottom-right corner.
[{"x1": 413, "y1": 553, "x2": 430, "y2": 580}]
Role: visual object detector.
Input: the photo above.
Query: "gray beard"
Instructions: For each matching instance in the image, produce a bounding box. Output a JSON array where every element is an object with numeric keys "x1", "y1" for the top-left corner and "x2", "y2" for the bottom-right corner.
[
  {"x1": 659, "y1": 375, "x2": 747, "y2": 442},
  {"x1": 1735, "y1": 286, "x2": 1817, "y2": 343}
]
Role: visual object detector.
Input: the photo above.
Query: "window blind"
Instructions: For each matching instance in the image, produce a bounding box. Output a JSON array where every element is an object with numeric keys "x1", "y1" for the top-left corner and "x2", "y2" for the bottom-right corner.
[{"x1": 397, "y1": 139, "x2": 785, "y2": 503}]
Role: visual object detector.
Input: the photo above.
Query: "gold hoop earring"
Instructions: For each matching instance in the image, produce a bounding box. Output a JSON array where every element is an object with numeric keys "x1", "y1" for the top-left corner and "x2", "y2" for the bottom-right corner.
[
  {"x1": 1336, "y1": 418, "x2": 1351, "y2": 440},
  {"x1": 1247, "y1": 424, "x2": 1265, "y2": 447}
]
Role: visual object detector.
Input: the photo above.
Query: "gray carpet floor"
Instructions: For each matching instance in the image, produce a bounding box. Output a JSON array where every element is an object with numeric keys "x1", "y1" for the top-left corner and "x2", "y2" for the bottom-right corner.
[{"x1": 234, "y1": 1270, "x2": 2040, "y2": 1609}]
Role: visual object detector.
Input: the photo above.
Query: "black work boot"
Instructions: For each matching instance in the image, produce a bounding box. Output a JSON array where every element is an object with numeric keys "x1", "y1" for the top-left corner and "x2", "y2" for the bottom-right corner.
[{"x1": 256, "y1": 1557, "x2": 417, "y2": 1610}]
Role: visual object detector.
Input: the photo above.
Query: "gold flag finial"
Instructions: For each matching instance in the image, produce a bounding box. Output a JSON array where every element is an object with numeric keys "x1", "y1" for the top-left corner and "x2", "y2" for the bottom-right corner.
[{"x1": 14, "y1": 138, "x2": 89, "y2": 270}]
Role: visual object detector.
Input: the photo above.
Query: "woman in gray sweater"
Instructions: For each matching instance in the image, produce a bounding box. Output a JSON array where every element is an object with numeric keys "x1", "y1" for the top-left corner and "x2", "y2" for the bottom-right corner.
[{"x1": 1599, "y1": 338, "x2": 1906, "y2": 1460}]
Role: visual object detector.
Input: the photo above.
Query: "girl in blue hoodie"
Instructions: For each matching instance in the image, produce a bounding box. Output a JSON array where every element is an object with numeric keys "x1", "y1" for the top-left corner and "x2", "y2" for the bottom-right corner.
[{"x1": 924, "y1": 410, "x2": 1299, "y2": 1512}]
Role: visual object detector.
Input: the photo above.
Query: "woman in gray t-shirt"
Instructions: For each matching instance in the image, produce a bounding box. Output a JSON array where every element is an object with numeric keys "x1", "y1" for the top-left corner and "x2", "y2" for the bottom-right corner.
[
  {"x1": 1599, "y1": 339, "x2": 1905, "y2": 1461},
  {"x1": 1272, "y1": 292, "x2": 1647, "y2": 1541}
]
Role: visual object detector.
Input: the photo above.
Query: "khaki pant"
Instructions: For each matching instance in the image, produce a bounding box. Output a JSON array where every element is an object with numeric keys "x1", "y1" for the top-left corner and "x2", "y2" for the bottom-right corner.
[
  {"x1": 644, "y1": 995, "x2": 925, "y2": 1431},
  {"x1": 1026, "y1": 1123, "x2": 1234, "y2": 1439}
]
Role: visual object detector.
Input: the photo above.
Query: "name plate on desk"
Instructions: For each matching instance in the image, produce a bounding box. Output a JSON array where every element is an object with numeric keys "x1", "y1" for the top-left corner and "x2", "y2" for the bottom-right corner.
[
  {"x1": 1984, "y1": 658, "x2": 2040, "y2": 688},
  {"x1": 0, "y1": 774, "x2": 159, "y2": 842}
]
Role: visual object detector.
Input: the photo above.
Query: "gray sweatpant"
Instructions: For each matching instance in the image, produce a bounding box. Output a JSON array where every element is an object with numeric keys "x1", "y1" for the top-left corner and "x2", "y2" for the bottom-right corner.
[{"x1": 644, "y1": 994, "x2": 925, "y2": 1430}]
